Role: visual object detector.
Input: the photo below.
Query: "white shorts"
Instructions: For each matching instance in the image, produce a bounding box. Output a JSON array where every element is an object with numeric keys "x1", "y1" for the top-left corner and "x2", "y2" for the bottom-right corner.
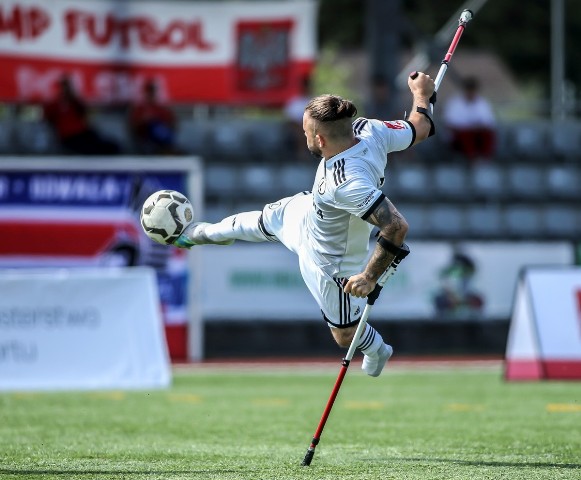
[{"x1": 261, "y1": 192, "x2": 367, "y2": 329}]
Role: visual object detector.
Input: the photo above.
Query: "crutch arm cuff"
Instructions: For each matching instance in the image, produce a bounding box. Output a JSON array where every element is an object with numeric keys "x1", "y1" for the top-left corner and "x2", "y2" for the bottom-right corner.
[
  {"x1": 416, "y1": 106, "x2": 436, "y2": 137},
  {"x1": 377, "y1": 236, "x2": 409, "y2": 258}
]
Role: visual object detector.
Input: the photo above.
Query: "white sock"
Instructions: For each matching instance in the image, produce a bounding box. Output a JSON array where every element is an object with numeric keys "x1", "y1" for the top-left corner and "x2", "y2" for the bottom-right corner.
[
  {"x1": 357, "y1": 324, "x2": 384, "y2": 356},
  {"x1": 204, "y1": 211, "x2": 273, "y2": 243}
]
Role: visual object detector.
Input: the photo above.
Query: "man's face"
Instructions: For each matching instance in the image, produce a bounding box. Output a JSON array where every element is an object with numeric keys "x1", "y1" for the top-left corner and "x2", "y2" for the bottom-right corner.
[
  {"x1": 58, "y1": 78, "x2": 73, "y2": 97},
  {"x1": 302, "y1": 112, "x2": 323, "y2": 160},
  {"x1": 464, "y1": 86, "x2": 477, "y2": 102}
]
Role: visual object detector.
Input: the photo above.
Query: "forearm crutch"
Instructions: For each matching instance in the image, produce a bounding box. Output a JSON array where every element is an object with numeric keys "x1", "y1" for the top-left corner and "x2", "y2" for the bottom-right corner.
[{"x1": 301, "y1": 244, "x2": 410, "y2": 466}]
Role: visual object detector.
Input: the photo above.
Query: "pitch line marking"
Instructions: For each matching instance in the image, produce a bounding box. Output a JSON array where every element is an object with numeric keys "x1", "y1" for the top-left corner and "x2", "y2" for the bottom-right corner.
[
  {"x1": 446, "y1": 403, "x2": 486, "y2": 412},
  {"x1": 87, "y1": 392, "x2": 125, "y2": 400},
  {"x1": 546, "y1": 403, "x2": 581, "y2": 412},
  {"x1": 251, "y1": 398, "x2": 290, "y2": 406},
  {"x1": 167, "y1": 393, "x2": 203, "y2": 404},
  {"x1": 11, "y1": 393, "x2": 38, "y2": 399},
  {"x1": 344, "y1": 401, "x2": 384, "y2": 410}
]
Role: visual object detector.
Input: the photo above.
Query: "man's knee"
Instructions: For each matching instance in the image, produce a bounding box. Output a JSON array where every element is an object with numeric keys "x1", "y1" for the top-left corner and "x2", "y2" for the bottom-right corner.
[{"x1": 331, "y1": 326, "x2": 356, "y2": 348}]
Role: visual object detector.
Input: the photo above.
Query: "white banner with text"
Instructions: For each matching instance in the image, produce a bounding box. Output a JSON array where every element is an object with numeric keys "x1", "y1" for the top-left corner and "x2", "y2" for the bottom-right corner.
[
  {"x1": 0, "y1": 0, "x2": 316, "y2": 104},
  {"x1": 200, "y1": 241, "x2": 574, "y2": 321},
  {"x1": 0, "y1": 267, "x2": 171, "y2": 390}
]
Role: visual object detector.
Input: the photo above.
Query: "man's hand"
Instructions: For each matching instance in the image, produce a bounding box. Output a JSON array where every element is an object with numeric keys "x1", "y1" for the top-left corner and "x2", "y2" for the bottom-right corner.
[
  {"x1": 407, "y1": 71, "x2": 436, "y2": 142},
  {"x1": 408, "y1": 71, "x2": 435, "y2": 100},
  {"x1": 344, "y1": 273, "x2": 376, "y2": 298}
]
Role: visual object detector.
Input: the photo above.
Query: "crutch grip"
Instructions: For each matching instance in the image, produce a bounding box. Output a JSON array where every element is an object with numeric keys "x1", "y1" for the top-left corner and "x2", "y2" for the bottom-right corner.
[
  {"x1": 429, "y1": 91, "x2": 437, "y2": 105},
  {"x1": 366, "y1": 284, "x2": 383, "y2": 306}
]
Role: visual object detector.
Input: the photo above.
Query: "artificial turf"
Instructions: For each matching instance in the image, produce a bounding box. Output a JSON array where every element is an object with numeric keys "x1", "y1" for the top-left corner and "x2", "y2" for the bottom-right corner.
[{"x1": 0, "y1": 364, "x2": 580, "y2": 479}]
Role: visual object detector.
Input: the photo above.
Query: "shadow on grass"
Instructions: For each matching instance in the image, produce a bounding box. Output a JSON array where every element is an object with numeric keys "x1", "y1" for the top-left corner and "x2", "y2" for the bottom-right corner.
[
  {"x1": 0, "y1": 469, "x2": 246, "y2": 476},
  {"x1": 364, "y1": 457, "x2": 581, "y2": 470}
]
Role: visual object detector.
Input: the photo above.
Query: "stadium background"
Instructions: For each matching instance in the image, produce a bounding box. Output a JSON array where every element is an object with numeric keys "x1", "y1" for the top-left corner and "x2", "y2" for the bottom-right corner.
[{"x1": 0, "y1": 0, "x2": 580, "y2": 363}]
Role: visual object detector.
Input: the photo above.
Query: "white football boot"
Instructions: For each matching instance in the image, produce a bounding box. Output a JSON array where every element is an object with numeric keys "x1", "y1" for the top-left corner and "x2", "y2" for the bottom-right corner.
[
  {"x1": 173, "y1": 222, "x2": 234, "y2": 248},
  {"x1": 361, "y1": 343, "x2": 393, "y2": 377}
]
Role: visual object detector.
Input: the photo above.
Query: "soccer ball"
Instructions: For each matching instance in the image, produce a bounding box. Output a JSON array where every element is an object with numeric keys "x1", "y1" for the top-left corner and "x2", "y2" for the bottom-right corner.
[{"x1": 140, "y1": 190, "x2": 194, "y2": 245}]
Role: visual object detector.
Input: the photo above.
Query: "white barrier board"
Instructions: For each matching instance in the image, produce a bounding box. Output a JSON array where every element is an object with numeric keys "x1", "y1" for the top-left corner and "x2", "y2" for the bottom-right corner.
[
  {"x1": 200, "y1": 241, "x2": 573, "y2": 321},
  {"x1": 505, "y1": 267, "x2": 581, "y2": 380},
  {"x1": 0, "y1": 268, "x2": 171, "y2": 390}
]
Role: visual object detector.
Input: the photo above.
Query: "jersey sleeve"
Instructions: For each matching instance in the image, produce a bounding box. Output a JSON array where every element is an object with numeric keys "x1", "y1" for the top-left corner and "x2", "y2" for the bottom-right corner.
[
  {"x1": 377, "y1": 119, "x2": 416, "y2": 152},
  {"x1": 333, "y1": 172, "x2": 385, "y2": 220}
]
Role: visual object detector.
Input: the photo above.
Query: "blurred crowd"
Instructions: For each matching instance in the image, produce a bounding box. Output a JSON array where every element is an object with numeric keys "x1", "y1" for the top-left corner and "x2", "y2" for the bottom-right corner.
[
  {"x1": 1, "y1": 70, "x2": 580, "y2": 245},
  {"x1": 39, "y1": 75, "x2": 181, "y2": 157},
  {"x1": 1, "y1": 71, "x2": 501, "y2": 164}
]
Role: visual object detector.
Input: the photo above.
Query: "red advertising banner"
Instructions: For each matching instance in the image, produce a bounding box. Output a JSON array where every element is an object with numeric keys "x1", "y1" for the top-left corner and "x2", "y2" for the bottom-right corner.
[{"x1": 0, "y1": 0, "x2": 316, "y2": 104}]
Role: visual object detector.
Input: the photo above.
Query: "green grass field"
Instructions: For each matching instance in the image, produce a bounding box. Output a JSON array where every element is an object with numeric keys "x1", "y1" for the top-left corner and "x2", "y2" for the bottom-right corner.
[{"x1": 1, "y1": 363, "x2": 580, "y2": 480}]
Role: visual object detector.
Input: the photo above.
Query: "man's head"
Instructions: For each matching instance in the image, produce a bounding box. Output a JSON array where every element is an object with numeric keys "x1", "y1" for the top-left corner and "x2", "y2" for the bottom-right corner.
[
  {"x1": 302, "y1": 94, "x2": 357, "y2": 160},
  {"x1": 144, "y1": 80, "x2": 158, "y2": 102},
  {"x1": 462, "y1": 76, "x2": 479, "y2": 101},
  {"x1": 370, "y1": 74, "x2": 390, "y2": 102},
  {"x1": 57, "y1": 75, "x2": 74, "y2": 98}
]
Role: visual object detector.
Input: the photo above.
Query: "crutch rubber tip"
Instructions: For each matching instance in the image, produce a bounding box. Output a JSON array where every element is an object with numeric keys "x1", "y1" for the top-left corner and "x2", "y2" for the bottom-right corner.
[{"x1": 301, "y1": 449, "x2": 315, "y2": 466}]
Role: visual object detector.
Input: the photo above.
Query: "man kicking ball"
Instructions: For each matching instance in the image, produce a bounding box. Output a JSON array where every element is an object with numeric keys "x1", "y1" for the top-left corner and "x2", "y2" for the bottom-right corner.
[{"x1": 175, "y1": 72, "x2": 435, "y2": 377}]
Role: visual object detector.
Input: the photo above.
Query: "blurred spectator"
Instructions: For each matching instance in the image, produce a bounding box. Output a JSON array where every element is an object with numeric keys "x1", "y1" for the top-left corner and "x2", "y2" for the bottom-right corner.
[
  {"x1": 43, "y1": 75, "x2": 120, "y2": 155},
  {"x1": 284, "y1": 74, "x2": 312, "y2": 161},
  {"x1": 443, "y1": 76, "x2": 496, "y2": 161},
  {"x1": 128, "y1": 80, "x2": 179, "y2": 155},
  {"x1": 433, "y1": 251, "x2": 484, "y2": 318},
  {"x1": 364, "y1": 74, "x2": 399, "y2": 120}
]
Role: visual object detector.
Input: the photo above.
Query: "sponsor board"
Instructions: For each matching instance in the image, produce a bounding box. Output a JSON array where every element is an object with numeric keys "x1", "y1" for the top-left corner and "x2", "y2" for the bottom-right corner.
[
  {"x1": 0, "y1": 157, "x2": 204, "y2": 360},
  {"x1": 201, "y1": 241, "x2": 574, "y2": 321},
  {"x1": 505, "y1": 267, "x2": 581, "y2": 380},
  {"x1": 0, "y1": 268, "x2": 171, "y2": 390}
]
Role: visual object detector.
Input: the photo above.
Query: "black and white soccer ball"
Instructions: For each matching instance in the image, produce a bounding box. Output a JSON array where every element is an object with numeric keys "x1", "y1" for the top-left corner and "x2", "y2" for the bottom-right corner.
[{"x1": 140, "y1": 190, "x2": 194, "y2": 245}]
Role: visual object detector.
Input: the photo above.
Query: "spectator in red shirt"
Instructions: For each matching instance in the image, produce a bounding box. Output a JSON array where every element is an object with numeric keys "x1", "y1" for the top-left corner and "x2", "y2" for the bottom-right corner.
[
  {"x1": 43, "y1": 75, "x2": 120, "y2": 155},
  {"x1": 128, "y1": 80, "x2": 178, "y2": 155},
  {"x1": 442, "y1": 76, "x2": 497, "y2": 161}
]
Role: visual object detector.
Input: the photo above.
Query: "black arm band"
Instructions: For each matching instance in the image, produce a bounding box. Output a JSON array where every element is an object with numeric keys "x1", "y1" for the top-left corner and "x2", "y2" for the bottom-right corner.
[
  {"x1": 403, "y1": 120, "x2": 416, "y2": 148},
  {"x1": 416, "y1": 106, "x2": 436, "y2": 137},
  {"x1": 377, "y1": 236, "x2": 408, "y2": 258}
]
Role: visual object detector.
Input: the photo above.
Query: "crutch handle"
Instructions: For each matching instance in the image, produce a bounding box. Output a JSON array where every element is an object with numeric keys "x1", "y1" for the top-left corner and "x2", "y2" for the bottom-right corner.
[
  {"x1": 366, "y1": 285, "x2": 383, "y2": 306},
  {"x1": 429, "y1": 91, "x2": 437, "y2": 105}
]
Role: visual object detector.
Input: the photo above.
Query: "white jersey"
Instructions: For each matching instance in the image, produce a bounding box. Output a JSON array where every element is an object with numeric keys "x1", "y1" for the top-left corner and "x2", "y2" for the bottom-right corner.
[{"x1": 305, "y1": 117, "x2": 415, "y2": 276}]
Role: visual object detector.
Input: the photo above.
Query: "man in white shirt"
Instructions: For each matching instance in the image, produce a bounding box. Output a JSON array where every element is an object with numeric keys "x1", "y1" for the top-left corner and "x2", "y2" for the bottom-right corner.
[
  {"x1": 443, "y1": 76, "x2": 496, "y2": 160},
  {"x1": 175, "y1": 72, "x2": 435, "y2": 377}
]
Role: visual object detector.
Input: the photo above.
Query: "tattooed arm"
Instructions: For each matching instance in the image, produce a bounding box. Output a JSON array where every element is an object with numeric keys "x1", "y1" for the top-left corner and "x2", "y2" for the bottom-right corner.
[{"x1": 343, "y1": 198, "x2": 408, "y2": 298}]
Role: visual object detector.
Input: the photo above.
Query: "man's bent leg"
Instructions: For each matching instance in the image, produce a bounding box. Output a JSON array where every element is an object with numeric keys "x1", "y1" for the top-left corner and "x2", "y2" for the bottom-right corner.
[
  {"x1": 297, "y1": 253, "x2": 393, "y2": 377},
  {"x1": 261, "y1": 192, "x2": 311, "y2": 254},
  {"x1": 175, "y1": 193, "x2": 311, "y2": 249},
  {"x1": 175, "y1": 211, "x2": 274, "y2": 248},
  {"x1": 205, "y1": 211, "x2": 275, "y2": 243},
  {"x1": 329, "y1": 323, "x2": 392, "y2": 377}
]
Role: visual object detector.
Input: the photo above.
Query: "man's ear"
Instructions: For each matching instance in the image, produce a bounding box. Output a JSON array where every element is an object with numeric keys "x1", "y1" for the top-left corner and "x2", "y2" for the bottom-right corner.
[{"x1": 315, "y1": 133, "x2": 325, "y2": 148}]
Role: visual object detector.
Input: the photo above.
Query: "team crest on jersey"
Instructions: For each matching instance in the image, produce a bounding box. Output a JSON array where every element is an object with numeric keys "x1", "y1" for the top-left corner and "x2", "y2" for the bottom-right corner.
[
  {"x1": 318, "y1": 177, "x2": 326, "y2": 194},
  {"x1": 383, "y1": 120, "x2": 406, "y2": 129}
]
